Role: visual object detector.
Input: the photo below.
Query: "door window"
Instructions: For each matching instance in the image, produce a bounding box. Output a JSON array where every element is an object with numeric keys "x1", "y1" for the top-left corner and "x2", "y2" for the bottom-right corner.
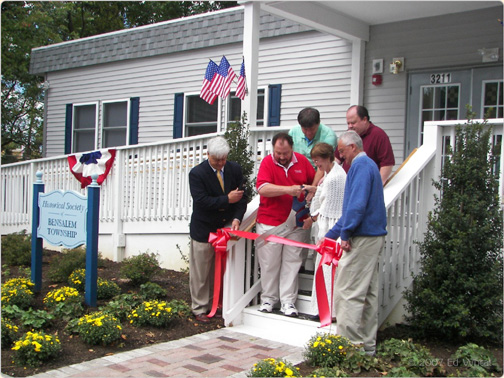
[{"x1": 483, "y1": 81, "x2": 503, "y2": 118}]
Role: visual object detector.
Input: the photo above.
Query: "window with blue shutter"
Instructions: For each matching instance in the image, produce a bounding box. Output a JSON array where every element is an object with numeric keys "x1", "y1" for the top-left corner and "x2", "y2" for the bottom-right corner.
[
  {"x1": 129, "y1": 97, "x2": 140, "y2": 145},
  {"x1": 65, "y1": 104, "x2": 73, "y2": 154}
]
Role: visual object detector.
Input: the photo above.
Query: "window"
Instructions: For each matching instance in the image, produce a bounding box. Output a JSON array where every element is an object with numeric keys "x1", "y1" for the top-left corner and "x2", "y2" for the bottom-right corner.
[
  {"x1": 102, "y1": 100, "x2": 129, "y2": 148},
  {"x1": 73, "y1": 103, "x2": 97, "y2": 153},
  {"x1": 482, "y1": 81, "x2": 503, "y2": 118},
  {"x1": 65, "y1": 98, "x2": 139, "y2": 154},
  {"x1": 228, "y1": 89, "x2": 265, "y2": 126},
  {"x1": 185, "y1": 95, "x2": 219, "y2": 137}
]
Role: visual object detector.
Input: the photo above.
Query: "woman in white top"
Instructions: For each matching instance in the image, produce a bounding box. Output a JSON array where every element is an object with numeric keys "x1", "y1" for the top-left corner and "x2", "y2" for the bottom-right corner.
[{"x1": 302, "y1": 142, "x2": 346, "y2": 319}]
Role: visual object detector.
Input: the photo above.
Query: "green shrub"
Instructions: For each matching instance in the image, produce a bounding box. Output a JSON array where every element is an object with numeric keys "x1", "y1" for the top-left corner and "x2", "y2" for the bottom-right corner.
[
  {"x1": 19, "y1": 308, "x2": 54, "y2": 330},
  {"x1": 377, "y1": 338, "x2": 440, "y2": 377},
  {"x1": 304, "y1": 333, "x2": 357, "y2": 368},
  {"x1": 139, "y1": 282, "x2": 167, "y2": 300},
  {"x1": 48, "y1": 247, "x2": 104, "y2": 283},
  {"x1": 404, "y1": 115, "x2": 503, "y2": 343},
  {"x1": 1, "y1": 278, "x2": 35, "y2": 309},
  {"x1": 43, "y1": 286, "x2": 84, "y2": 319},
  {"x1": 450, "y1": 343, "x2": 501, "y2": 374},
  {"x1": 167, "y1": 299, "x2": 192, "y2": 318},
  {"x1": 97, "y1": 278, "x2": 121, "y2": 300},
  {"x1": 120, "y1": 252, "x2": 160, "y2": 286},
  {"x1": 247, "y1": 358, "x2": 301, "y2": 377},
  {"x1": 1, "y1": 230, "x2": 32, "y2": 266},
  {"x1": 99, "y1": 293, "x2": 143, "y2": 321},
  {"x1": 11, "y1": 330, "x2": 61, "y2": 367},
  {"x1": 76, "y1": 311, "x2": 122, "y2": 346},
  {"x1": 128, "y1": 300, "x2": 175, "y2": 327},
  {"x1": 1, "y1": 318, "x2": 20, "y2": 348}
]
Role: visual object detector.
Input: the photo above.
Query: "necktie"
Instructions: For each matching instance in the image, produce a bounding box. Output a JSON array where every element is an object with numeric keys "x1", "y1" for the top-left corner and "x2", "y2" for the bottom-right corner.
[{"x1": 216, "y1": 170, "x2": 224, "y2": 192}]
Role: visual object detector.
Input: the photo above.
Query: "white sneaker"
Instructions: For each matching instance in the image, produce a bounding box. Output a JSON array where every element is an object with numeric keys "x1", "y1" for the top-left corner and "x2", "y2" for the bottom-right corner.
[
  {"x1": 259, "y1": 302, "x2": 273, "y2": 313},
  {"x1": 281, "y1": 303, "x2": 298, "y2": 317}
]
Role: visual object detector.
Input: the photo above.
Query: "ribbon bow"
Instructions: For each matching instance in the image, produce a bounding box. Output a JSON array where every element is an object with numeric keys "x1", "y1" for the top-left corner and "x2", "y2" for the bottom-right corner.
[
  {"x1": 207, "y1": 229, "x2": 231, "y2": 317},
  {"x1": 79, "y1": 151, "x2": 102, "y2": 165}
]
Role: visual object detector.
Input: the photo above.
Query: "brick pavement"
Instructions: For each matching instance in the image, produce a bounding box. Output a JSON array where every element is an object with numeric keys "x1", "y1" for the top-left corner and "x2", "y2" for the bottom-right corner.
[{"x1": 27, "y1": 328, "x2": 305, "y2": 378}]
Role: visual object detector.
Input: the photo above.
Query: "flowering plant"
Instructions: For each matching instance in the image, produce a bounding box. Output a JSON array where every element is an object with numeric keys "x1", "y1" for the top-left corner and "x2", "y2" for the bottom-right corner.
[
  {"x1": 11, "y1": 331, "x2": 61, "y2": 367},
  {"x1": 76, "y1": 311, "x2": 122, "y2": 345},
  {"x1": 309, "y1": 367, "x2": 349, "y2": 377},
  {"x1": 1, "y1": 278, "x2": 35, "y2": 309},
  {"x1": 97, "y1": 278, "x2": 121, "y2": 300},
  {"x1": 128, "y1": 300, "x2": 175, "y2": 327},
  {"x1": 43, "y1": 286, "x2": 84, "y2": 319},
  {"x1": 304, "y1": 333, "x2": 357, "y2": 368},
  {"x1": 247, "y1": 358, "x2": 301, "y2": 377},
  {"x1": 68, "y1": 268, "x2": 85, "y2": 291},
  {"x1": 1, "y1": 318, "x2": 20, "y2": 348}
]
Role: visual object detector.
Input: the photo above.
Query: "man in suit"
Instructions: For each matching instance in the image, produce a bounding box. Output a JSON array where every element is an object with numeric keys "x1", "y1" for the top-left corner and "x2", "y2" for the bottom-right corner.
[{"x1": 188, "y1": 136, "x2": 248, "y2": 323}]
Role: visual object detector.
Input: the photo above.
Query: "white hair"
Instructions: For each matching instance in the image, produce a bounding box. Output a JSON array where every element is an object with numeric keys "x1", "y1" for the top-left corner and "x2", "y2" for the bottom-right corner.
[
  {"x1": 339, "y1": 130, "x2": 363, "y2": 150},
  {"x1": 207, "y1": 136, "x2": 230, "y2": 158}
]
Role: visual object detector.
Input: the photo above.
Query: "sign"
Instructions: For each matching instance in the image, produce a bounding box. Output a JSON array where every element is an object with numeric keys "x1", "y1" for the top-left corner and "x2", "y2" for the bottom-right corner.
[
  {"x1": 429, "y1": 73, "x2": 452, "y2": 84},
  {"x1": 38, "y1": 190, "x2": 87, "y2": 248}
]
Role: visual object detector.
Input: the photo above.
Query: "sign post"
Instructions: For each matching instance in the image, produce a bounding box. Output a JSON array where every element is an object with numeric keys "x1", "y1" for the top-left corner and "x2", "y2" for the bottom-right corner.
[
  {"x1": 31, "y1": 172, "x2": 45, "y2": 292},
  {"x1": 85, "y1": 174, "x2": 100, "y2": 307}
]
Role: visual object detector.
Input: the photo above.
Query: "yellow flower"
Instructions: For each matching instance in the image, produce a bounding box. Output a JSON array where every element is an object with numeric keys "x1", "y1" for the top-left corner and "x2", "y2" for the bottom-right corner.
[{"x1": 338, "y1": 345, "x2": 343, "y2": 350}]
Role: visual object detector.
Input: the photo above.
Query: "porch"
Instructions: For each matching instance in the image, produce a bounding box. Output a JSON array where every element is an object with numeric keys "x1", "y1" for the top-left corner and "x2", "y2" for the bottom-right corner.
[{"x1": 1, "y1": 119, "x2": 503, "y2": 344}]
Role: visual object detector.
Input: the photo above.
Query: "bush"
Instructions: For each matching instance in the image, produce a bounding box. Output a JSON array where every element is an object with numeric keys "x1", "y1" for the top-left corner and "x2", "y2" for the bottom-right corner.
[
  {"x1": 1, "y1": 318, "x2": 20, "y2": 348},
  {"x1": 166, "y1": 299, "x2": 192, "y2": 318},
  {"x1": 247, "y1": 358, "x2": 301, "y2": 377},
  {"x1": 99, "y1": 293, "x2": 143, "y2": 321},
  {"x1": 76, "y1": 311, "x2": 122, "y2": 346},
  {"x1": 19, "y1": 308, "x2": 54, "y2": 330},
  {"x1": 309, "y1": 367, "x2": 348, "y2": 377},
  {"x1": 11, "y1": 331, "x2": 61, "y2": 367},
  {"x1": 68, "y1": 268, "x2": 86, "y2": 291},
  {"x1": 404, "y1": 116, "x2": 503, "y2": 343},
  {"x1": 48, "y1": 247, "x2": 104, "y2": 283},
  {"x1": 43, "y1": 286, "x2": 84, "y2": 319},
  {"x1": 1, "y1": 230, "x2": 32, "y2": 266},
  {"x1": 128, "y1": 300, "x2": 175, "y2": 327},
  {"x1": 120, "y1": 252, "x2": 160, "y2": 286},
  {"x1": 1, "y1": 278, "x2": 35, "y2": 309},
  {"x1": 304, "y1": 333, "x2": 357, "y2": 368},
  {"x1": 139, "y1": 282, "x2": 167, "y2": 300},
  {"x1": 450, "y1": 343, "x2": 501, "y2": 374},
  {"x1": 97, "y1": 278, "x2": 121, "y2": 300}
]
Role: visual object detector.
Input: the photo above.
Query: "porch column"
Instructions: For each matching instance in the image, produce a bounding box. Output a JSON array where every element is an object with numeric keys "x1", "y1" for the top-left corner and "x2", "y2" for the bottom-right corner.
[
  {"x1": 242, "y1": 1, "x2": 260, "y2": 127},
  {"x1": 350, "y1": 39, "x2": 365, "y2": 106}
]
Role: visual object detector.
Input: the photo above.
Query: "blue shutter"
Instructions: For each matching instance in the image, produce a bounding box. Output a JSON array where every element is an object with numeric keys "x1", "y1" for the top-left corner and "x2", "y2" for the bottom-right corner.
[
  {"x1": 65, "y1": 104, "x2": 73, "y2": 154},
  {"x1": 129, "y1": 97, "x2": 140, "y2": 145},
  {"x1": 173, "y1": 93, "x2": 184, "y2": 139},
  {"x1": 268, "y1": 84, "x2": 282, "y2": 126}
]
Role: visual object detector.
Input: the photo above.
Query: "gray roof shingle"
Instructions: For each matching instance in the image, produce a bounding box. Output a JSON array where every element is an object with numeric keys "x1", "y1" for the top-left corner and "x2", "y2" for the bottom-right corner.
[{"x1": 29, "y1": 8, "x2": 312, "y2": 75}]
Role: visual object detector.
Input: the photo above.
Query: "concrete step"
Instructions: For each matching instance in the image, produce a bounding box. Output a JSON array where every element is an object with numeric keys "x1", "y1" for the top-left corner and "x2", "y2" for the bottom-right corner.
[{"x1": 233, "y1": 304, "x2": 338, "y2": 347}]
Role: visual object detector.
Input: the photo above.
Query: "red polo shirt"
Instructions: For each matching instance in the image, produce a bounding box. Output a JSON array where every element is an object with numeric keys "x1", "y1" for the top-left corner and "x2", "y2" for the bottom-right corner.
[{"x1": 256, "y1": 152, "x2": 315, "y2": 226}]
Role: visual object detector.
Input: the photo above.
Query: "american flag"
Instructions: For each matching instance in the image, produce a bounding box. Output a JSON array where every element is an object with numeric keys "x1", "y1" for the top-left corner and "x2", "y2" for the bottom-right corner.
[
  {"x1": 200, "y1": 60, "x2": 219, "y2": 104},
  {"x1": 235, "y1": 59, "x2": 246, "y2": 100},
  {"x1": 210, "y1": 56, "x2": 236, "y2": 98}
]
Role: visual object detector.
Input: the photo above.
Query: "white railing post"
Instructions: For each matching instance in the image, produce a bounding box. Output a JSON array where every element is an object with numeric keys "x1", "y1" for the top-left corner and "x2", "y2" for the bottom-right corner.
[{"x1": 112, "y1": 150, "x2": 125, "y2": 261}]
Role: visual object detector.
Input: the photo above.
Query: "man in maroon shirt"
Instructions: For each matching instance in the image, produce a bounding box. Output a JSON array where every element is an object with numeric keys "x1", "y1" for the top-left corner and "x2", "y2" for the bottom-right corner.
[{"x1": 335, "y1": 105, "x2": 395, "y2": 185}]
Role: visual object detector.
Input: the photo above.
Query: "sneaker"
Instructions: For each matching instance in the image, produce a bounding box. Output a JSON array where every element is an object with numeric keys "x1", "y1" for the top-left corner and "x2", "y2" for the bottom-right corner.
[
  {"x1": 259, "y1": 302, "x2": 273, "y2": 313},
  {"x1": 281, "y1": 303, "x2": 298, "y2": 317}
]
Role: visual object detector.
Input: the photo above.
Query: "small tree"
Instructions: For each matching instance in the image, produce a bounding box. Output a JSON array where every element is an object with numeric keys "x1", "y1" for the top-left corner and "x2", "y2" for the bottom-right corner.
[
  {"x1": 404, "y1": 114, "x2": 503, "y2": 343},
  {"x1": 224, "y1": 112, "x2": 255, "y2": 202}
]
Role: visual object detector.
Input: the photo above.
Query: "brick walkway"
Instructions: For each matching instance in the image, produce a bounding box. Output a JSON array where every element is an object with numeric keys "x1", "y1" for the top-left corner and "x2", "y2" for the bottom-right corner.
[{"x1": 27, "y1": 328, "x2": 305, "y2": 378}]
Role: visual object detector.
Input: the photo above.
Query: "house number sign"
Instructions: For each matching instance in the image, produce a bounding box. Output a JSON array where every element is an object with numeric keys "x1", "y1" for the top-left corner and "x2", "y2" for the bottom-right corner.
[{"x1": 430, "y1": 73, "x2": 452, "y2": 84}]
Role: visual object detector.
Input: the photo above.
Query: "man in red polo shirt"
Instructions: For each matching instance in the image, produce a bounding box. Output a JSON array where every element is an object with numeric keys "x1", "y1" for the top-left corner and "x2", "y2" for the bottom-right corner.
[
  {"x1": 335, "y1": 105, "x2": 395, "y2": 185},
  {"x1": 256, "y1": 132, "x2": 315, "y2": 317}
]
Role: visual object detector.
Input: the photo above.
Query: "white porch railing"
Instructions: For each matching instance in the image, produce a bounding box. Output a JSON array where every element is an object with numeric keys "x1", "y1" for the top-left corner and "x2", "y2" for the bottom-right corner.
[{"x1": 2, "y1": 120, "x2": 502, "y2": 327}]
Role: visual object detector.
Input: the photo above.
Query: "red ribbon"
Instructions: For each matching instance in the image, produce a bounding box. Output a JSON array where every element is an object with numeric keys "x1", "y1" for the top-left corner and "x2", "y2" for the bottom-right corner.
[{"x1": 207, "y1": 227, "x2": 342, "y2": 325}]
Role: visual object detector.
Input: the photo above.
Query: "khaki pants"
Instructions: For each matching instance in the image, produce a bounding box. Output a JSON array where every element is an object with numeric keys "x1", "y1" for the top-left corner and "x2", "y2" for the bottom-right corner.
[
  {"x1": 189, "y1": 239, "x2": 215, "y2": 315},
  {"x1": 334, "y1": 235, "x2": 384, "y2": 352},
  {"x1": 256, "y1": 220, "x2": 310, "y2": 306}
]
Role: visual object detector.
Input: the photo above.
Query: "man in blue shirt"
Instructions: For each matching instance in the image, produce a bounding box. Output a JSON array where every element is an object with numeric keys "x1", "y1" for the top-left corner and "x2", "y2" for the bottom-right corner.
[{"x1": 326, "y1": 130, "x2": 387, "y2": 356}]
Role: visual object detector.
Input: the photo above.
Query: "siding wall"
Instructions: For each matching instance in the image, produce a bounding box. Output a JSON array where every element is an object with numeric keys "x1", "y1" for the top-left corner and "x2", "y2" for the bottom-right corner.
[
  {"x1": 44, "y1": 31, "x2": 351, "y2": 157},
  {"x1": 363, "y1": 6, "x2": 503, "y2": 165}
]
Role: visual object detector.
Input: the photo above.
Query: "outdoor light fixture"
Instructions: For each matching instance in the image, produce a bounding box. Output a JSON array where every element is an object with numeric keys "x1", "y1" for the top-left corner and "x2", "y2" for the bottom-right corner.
[
  {"x1": 389, "y1": 57, "x2": 404, "y2": 74},
  {"x1": 42, "y1": 81, "x2": 50, "y2": 90},
  {"x1": 477, "y1": 48, "x2": 499, "y2": 63}
]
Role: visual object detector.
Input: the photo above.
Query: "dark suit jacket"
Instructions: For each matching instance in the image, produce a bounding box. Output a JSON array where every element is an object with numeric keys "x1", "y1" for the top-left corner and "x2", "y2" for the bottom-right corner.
[{"x1": 189, "y1": 160, "x2": 248, "y2": 242}]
